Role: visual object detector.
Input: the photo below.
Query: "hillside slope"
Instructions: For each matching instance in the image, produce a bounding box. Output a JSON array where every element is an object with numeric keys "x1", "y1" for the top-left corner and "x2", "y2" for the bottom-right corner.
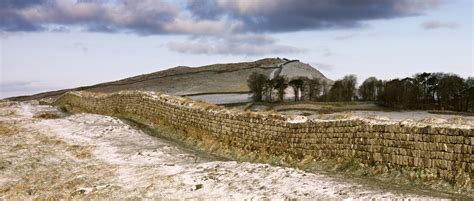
[{"x1": 7, "y1": 58, "x2": 332, "y2": 101}]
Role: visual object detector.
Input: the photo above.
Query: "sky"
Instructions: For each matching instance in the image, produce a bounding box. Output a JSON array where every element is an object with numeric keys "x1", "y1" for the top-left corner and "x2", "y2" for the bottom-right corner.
[{"x1": 0, "y1": 0, "x2": 472, "y2": 98}]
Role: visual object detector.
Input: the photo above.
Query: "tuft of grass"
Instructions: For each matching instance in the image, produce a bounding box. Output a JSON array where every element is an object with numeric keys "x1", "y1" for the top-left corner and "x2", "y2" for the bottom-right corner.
[
  {"x1": 75, "y1": 149, "x2": 92, "y2": 159},
  {"x1": 33, "y1": 112, "x2": 60, "y2": 119},
  {"x1": 0, "y1": 123, "x2": 19, "y2": 136},
  {"x1": 67, "y1": 145, "x2": 92, "y2": 159},
  {"x1": 195, "y1": 184, "x2": 203, "y2": 190}
]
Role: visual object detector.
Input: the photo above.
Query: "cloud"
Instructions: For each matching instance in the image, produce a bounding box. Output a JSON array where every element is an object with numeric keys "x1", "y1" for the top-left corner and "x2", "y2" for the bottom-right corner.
[
  {"x1": 420, "y1": 20, "x2": 458, "y2": 30},
  {"x1": 0, "y1": 0, "x2": 444, "y2": 55},
  {"x1": 1, "y1": 0, "x2": 180, "y2": 34},
  {"x1": 1, "y1": 0, "x2": 443, "y2": 34},
  {"x1": 190, "y1": 0, "x2": 443, "y2": 32},
  {"x1": 185, "y1": 0, "x2": 222, "y2": 20},
  {"x1": 0, "y1": 80, "x2": 60, "y2": 98},
  {"x1": 0, "y1": 80, "x2": 47, "y2": 92},
  {"x1": 167, "y1": 34, "x2": 305, "y2": 56},
  {"x1": 162, "y1": 18, "x2": 241, "y2": 35},
  {"x1": 0, "y1": 0, "x2": 47, "y2": 32}
]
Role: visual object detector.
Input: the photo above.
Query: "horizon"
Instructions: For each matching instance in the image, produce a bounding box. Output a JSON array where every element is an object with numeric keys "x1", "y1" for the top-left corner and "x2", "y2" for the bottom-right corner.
[{"x1": 1, "y1": 0, "x2": 473, "y2": 98}]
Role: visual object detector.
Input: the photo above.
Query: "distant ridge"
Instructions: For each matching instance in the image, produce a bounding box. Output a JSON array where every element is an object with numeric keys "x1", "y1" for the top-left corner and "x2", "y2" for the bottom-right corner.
[{"x1": 7, "y1": 58, "x2": 333, "y2": 101}]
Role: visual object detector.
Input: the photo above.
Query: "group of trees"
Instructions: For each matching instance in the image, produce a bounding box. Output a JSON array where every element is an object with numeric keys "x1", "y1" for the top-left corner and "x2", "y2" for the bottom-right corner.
[
  {"x1": 361, "y1": 73, "x2": 473, "y2": 112},
  {"x1": 247, "y1": 72, "x2": 329, "y2": 102},
  {"x1": 248, "y1": 71, "x2": 473, "y2": 112},
  {"x1": 358, "y1": 77, "x2": 384, "y2": 101},
  {"x1": 323, "y1": 75, "x2": 358, "y2": 102}
]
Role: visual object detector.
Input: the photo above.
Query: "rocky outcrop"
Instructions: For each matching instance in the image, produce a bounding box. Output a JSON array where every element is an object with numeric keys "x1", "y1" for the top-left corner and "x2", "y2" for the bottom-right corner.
[{"x1": 270, "y1": 60, "x2": 332, "y2": 83}]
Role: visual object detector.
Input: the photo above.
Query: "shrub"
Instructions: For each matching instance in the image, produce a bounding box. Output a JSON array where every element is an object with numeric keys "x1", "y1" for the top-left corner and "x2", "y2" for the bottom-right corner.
[{"x1": 33, "y1": 112, "x2": 60, "y2": 119}]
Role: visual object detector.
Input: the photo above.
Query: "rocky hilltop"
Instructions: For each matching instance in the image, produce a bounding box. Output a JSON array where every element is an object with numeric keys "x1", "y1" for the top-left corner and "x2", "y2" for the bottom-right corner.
[{"x1": 7, "y1": 58, "x2": 332, "y2": 101}]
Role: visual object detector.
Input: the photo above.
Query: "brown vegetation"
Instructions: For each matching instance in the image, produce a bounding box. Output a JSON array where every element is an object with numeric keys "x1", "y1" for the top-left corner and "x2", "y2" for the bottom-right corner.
[
  {"x1": 34, "y1": 112, "x2": 60, "y2": 119},
  {"x1": 0, "y1": 123, "x2": 19, "y2": 136}
]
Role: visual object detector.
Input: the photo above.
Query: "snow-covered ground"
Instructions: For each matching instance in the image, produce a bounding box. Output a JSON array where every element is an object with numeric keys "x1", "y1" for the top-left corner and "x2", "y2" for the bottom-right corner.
[
  {"x1": 281, "y1": 110, "x2": 473, "y2": 126},
  {"x1": 0, "y1": 101, "x2": 448, "y2": 199}
]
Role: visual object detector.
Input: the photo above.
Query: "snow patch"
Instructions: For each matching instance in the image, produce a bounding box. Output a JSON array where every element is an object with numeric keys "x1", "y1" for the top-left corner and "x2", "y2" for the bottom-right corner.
[{"x1": 287, "y1": 115, "x2": 308, "y2": 124}]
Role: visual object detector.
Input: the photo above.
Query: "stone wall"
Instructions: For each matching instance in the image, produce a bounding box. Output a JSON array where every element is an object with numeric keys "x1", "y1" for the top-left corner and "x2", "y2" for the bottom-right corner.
[{"x1": 52, "y1": 91, "x2": 472, "y2": 184}]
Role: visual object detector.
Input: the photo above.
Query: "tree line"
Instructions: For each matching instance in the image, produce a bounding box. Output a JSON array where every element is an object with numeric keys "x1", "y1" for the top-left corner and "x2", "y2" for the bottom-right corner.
[
  {"x1": 247, "y1": 72, "x2": 330, "y2": 102},
  {"x1": 248, "y1": 72, "x2": 474, "y2": 112},
  {"x1": 361, "y1": 73, "x2": 474, "y2": 112}
]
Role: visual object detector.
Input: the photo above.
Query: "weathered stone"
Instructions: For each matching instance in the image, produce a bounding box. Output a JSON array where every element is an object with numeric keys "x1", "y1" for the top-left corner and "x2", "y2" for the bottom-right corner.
[{"x1": 52, "y1": 90, "x2": 473, "y2": 185}]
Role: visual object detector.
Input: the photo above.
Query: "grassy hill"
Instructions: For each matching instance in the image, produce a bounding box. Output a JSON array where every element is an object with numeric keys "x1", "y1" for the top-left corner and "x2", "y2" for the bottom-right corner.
[{"x1": 7, "y1": 58, "x2": 332, "y2": 101}]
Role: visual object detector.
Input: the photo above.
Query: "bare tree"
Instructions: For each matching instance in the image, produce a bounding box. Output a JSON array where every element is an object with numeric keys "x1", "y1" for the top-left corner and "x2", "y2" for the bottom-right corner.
[
  {"x1": 247, "y1": 72, "x2": 268, "y2": 102},
  {"x1": 438, "y1": 74, "x2": 465, "y2": 110},
  {"x1": 307, "y1": 78, "x2": 321, "y2": 101},
  {"x1": 289, "y1": 79, "x2": 304, "y2": 101},
  {"x1": 273, "y1": 76, "x2": 288, "y2": 102},
  {"x1": 263, "y1": 79, "x2": 275, "y2": 102},
  {"x1": 359, "y1": 77, "x2": 378, "y2": 101}
]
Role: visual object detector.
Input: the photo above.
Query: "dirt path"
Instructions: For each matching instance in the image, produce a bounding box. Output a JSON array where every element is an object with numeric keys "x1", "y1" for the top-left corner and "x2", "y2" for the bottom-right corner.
[{"x1": 0, "y1": 102, "x2": 443, "y2": 199}]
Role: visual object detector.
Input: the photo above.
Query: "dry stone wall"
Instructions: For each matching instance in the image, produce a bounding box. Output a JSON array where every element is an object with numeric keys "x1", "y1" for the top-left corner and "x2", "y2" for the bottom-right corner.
[{"x1": 53, "y1": 91, "x2": 473, "y2": 184}]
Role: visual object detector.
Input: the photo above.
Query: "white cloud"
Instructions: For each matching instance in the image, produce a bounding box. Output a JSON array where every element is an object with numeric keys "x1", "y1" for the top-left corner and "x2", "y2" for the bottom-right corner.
[
  {"x1": 167, "y1": 34, "x2": 305, "y2": 56},
  {"x1": 163, "y1": 18, "x2": 242, "y2": 35},
  {"x1": 421, "y1": 20, "x2": 458, "y2": 30}
]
